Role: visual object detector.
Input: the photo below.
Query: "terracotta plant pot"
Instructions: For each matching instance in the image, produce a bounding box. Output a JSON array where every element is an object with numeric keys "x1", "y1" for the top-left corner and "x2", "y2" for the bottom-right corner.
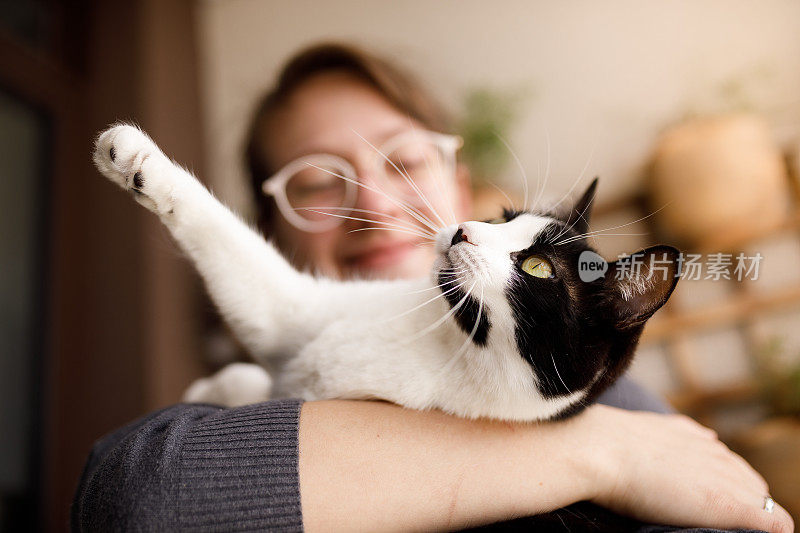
[{"x1": 648, "y1": 114, "x2": 790, "y2": 250}]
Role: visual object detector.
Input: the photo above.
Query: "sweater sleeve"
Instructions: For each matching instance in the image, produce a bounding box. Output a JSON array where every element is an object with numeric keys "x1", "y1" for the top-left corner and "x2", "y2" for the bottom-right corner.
[
  {"x1": 71, "y1": 398, "x2": 305, "y2": 532},
  {"x1": 595, "y1": 376, "x2": 673, "y2": 414}
]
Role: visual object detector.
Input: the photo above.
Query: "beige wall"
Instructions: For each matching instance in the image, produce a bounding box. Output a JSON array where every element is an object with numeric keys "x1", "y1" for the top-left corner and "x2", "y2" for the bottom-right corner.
[{"x1": 197, "y1": 0, "x2": 800, "y2": 217}]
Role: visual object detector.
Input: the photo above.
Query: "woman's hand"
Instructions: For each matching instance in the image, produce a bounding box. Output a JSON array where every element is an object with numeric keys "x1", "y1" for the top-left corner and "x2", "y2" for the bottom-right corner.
[{"x1": 577, "y1": 404, "x2": 794, "y2": 533}]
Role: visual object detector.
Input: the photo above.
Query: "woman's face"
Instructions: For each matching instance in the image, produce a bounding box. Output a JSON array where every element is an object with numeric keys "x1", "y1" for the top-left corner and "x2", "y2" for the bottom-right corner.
[{"x1": 261, "y1": 71, "x2": 471, "y2": 280}]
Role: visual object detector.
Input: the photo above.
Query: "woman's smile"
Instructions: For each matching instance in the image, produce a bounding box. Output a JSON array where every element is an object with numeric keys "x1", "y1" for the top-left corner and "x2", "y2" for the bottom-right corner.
[{"x1": 344, "y1": 240, "x2": 419, "y2": 272}]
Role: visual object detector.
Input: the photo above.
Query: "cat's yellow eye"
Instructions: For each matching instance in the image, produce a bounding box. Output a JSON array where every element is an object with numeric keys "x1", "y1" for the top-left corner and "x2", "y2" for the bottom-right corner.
[
  {"x1": 521, "y1": 255, "x2": 554, "y2": 278},
  {"x1": 489, "y1": 217, "x2": 506, "y2": 224}
]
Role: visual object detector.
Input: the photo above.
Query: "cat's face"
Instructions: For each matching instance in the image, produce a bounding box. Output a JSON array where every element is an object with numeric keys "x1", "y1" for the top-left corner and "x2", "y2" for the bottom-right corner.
[{"x1": 433, "y1": 179, "x2": 680, "y2": 419}]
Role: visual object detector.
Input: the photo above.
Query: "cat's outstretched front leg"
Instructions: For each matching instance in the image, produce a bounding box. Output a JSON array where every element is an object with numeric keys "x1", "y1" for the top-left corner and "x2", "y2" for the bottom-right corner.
[{"x1": 93, "y1": 124, "x2": 320, "y2": 359}]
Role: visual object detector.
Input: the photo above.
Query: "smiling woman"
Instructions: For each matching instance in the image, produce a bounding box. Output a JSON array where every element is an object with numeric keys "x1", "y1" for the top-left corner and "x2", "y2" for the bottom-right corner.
[{"x1": 244, "y1": 44, "x2": 472, "y2": 279}]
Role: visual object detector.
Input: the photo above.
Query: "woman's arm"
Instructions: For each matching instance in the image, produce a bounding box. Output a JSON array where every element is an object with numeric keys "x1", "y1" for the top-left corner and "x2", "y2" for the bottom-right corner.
[
  {"x1": 299, "y1": 399, "x2": 594, "y2": 531},
  {"x1": 72, "y1": 399, "x2": 793, "y2": 532},
  {"x1": 299, "y1": 401, "x2": 793, "y2": 533}
]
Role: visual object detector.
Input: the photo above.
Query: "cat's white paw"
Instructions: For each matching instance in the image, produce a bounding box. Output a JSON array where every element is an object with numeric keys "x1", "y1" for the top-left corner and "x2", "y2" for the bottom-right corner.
[
  {"x1": 183, "y1": 363, "x2": 273, "y2": 407},
  {"x1": 93, "y1": 124, "x2": 178, "y2": 215}
]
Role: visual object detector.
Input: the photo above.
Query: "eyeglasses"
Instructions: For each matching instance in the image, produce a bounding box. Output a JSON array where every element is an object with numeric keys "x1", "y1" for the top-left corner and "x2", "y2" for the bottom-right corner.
[{"x1": 261, "y1": 129, "x2": 462, "y2": 232}]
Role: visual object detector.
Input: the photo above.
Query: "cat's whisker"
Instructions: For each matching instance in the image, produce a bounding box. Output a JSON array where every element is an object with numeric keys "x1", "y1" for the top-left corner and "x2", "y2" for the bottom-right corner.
[
  {"x1": 437, "y1": 271, "x2": 469, "y2": 278},
  {"x1": 546, "y1": 177, "x2": 587, "y2": 229},
  {"x1": 358, "y1": 159, "x2": 446, "y2": 234},
  {"x1": 551, "y1": 353, "x2": 571, "y2": 395},
  {"x1": 487, "y1": 181, "x2": 518, "y2": 212},
  {"x1": 553, "y1": 203, "x2": 671, "y2": 245},
  {"x1": 303, "y1": 209, "x2": 437, "y2": 238},
  {"x1": 351, "y1": 129, "x2": 449, "y2": 231},
  {"x1": 537, "y1": 369, "x2": 559, "y2": 400},
  {"x1": 408, "y1": 280, "x2": 476, "y2": 342},
  {"x1": 549, "y1": 145, "x2": 595, "y2": 212},
  {"x1": 555, "y1": 232, "x2": 648, "y2": 246},
  {"x1": 550, "y1": 195, "x2": 594, "y2": 243},
  {"x1": 347, "y1": 227, "x2": 437, "y2": 242},
  {"x1": 384, "y1": 279, "x2": 468, "y2": 324},
  {"x1": 306, "y1": 163, "x2": 442, "y2": 235},
  {"x1": 382, "y1": 159, "x2": 440, "y2": 228},
  {"x1": 461, "y1": 282, "x2": 485, "y2": 342},
  {"x1": 404, "y1": 120, "x2": 459, "y2": 226},
  {"x1": 495, "y1": 132, "x2": 528, "y2": 212},
  {"x1": 429, "y1": 137, "x2": 459, "y2": 226},
  {"x1": 311, "y1": 163, "x2": 441, "y2": 235},
  {"x1": 531, "y1": 129, "x2": 551, "y2": 210},
  {"x1": 558, "y1": 229, "x2": 646, "y2": 243},
  {"x1": 439, "y1": 267, "x2": 469, "y2": 274},
  {"x1": 396, "y1": 156, "x2": 443, "y2": 228},
  {"x1": 549, "y1": 176, "x2": 597, "y2": 244},
  {"x1": 299, "y1": 206, "x2": 439, "y2": 234},
  {"x1": 442, "y1": 282, "x2": 485, "y2": 372},
  {"x1": 388, "y1": 152, "x2": 450, "y2": 231},
  {"x1": 402, "y1": 274, "x2": 467, "y2": 295}
]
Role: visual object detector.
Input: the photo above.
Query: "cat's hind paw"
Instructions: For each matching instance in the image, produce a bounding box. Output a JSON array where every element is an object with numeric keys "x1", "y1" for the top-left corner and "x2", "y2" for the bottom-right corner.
[
  {"x1": 93, "y1": 123, "x2": 177, "y2": 215},
  {"x1": 183, "y1": 363, "x2": 273, "y2": 407}
]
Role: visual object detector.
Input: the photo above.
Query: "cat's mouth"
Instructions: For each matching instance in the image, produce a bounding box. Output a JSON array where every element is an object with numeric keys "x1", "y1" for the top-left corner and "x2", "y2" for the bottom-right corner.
[{"x1": 448, "y1": 247, "x2": 482, "y2": 276}]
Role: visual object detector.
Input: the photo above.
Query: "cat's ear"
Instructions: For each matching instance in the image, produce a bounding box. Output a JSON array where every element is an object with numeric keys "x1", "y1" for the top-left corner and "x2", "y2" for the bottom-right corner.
[
  {"x1": 602, "y1": 245, "x2": 681, "y2": 330},
  {"x1": 565, "y1": 177, "x2": 598, "y2": 235}
]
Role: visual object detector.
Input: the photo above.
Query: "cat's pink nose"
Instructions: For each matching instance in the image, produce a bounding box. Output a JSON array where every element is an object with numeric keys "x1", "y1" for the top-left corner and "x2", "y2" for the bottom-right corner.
[
  {"x1": 450, "y1": 228, "x2": 466, "y2": 247},
  {"x1": 450, "y1": 226, "x2": 475, "y2": 247}
]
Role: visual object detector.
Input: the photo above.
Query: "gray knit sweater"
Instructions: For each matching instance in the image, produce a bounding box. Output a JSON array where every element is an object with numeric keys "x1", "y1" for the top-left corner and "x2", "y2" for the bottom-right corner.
[{"x1": 71, "y1": 399, "x2": 305, "y2": 532}]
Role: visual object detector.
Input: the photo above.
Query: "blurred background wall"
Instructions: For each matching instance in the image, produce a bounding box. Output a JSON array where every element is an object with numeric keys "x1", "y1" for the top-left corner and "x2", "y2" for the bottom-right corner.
[
  {"x1": 198, "y1": 0, "x2": 800, "y2": 214},
  {"x1": 1, "y1": 0, "x2": 799, "y2": 530}
]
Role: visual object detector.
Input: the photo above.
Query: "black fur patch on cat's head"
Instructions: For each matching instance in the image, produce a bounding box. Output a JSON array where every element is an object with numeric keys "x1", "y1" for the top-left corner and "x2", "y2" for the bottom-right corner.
[
  {"x1": 437, "y1": 270, "x2": 491, "y2": 346},
  {"x1": 503, "y1": 179, "x2": 680, "y2": 417}
]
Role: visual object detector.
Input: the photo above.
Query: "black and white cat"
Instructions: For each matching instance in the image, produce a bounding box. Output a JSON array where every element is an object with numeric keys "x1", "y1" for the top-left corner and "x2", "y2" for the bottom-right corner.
[{"x1": 93, "y1": 124, "x2": 680, "y2": 421}]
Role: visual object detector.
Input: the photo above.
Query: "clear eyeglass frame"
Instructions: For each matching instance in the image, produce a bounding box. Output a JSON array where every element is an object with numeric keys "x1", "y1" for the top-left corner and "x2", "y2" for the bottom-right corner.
[{"x1": 261, "y1": 129, "x2": 462, "y2": 233}]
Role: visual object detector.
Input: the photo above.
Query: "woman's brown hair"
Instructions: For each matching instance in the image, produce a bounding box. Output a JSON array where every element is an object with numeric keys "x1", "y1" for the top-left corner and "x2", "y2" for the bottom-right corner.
[{"x1": 244, "y1": 42, "x2": 451, "y2": 233}]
